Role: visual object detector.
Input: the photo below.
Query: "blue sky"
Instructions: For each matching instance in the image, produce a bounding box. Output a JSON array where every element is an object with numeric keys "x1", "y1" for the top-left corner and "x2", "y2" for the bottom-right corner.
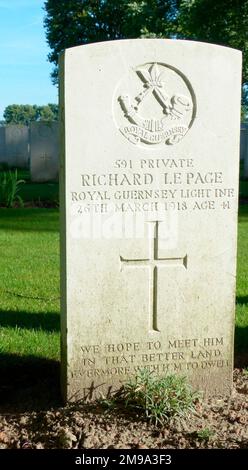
[{"x1": 0, "y1": 0, "x2": 57, "y2": 119}]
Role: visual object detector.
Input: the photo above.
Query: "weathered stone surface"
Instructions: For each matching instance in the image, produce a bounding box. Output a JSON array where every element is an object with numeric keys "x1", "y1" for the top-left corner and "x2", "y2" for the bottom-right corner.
[
  {"x1": 30, "y1": 121, "x2": 59, "y2": 182},
  {"x1": 60, "y1": 39, "x2": 242, "y2": 401},
  {"x1": 0, "y1": 125, "x2": 29, "y2": 168},
  {"x1": 0, "y1": 127, "x2": 5, "y2": 164}
]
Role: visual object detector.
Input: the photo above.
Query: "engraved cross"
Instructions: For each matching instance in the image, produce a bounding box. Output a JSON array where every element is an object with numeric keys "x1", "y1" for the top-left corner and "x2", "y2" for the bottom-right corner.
[
  {"x1": 40, "y1": 153, "x2": 51, "y2": 166},
  {"x1": 120, "y1": 221, "x2": 187, "y2": 332}
]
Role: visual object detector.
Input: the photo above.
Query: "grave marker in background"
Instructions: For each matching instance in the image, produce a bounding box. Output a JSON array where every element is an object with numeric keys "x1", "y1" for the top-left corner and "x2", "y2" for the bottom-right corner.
[
  {"x1": 30, "y1": 121, "x2": 59, "y2": 182},
  {"x1": 0, "y1": 127, "x2": 5, "y2": 164},
  {"x1": 60, "y1": 39, "x2": 242, "y2": 401},
  {"x1": 0, "y1": 125, "x2": 29, "y2": 168}
]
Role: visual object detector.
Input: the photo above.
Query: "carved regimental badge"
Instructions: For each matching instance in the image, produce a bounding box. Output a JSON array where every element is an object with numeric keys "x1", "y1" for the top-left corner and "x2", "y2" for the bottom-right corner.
[{"x1": 114, "y1": 62, "x2": 196, "y2": 146}]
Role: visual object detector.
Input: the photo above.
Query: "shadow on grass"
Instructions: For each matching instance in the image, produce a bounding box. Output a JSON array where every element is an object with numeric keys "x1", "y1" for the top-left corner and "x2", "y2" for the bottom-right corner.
[
  {"x1": 0, "y1": 208, "x2": 59, "y2": 232},
  {"x1": 236, "y1": 295, "x2": 248, "y2": 305},
  {"x1": 0, "y1": 354, "x2": 61, "y2": 412},
  {"x1": 234, "y1": 325, "x2": 248, "y2": 368},
  {"x1": 238, "y1": 202, "x2": 248, "y2": 216},
  {"x1": 0, "y1": 310, "x2": 60, "y2": 332}
]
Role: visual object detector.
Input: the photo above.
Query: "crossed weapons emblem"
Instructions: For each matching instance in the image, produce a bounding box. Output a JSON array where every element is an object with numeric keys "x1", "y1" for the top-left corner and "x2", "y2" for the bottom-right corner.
[{"x1": 118, "y1": 63, "x2": 193, "y2": 141}]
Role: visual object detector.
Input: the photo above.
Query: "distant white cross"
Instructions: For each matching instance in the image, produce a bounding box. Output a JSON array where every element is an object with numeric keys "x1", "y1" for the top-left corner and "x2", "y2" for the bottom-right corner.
[
  {"x1": 40, "y1": 154, "x2": 51, "y2": 166},
  {"x1": 120, "y1": 221, "x2": 187, "y2": 332}
]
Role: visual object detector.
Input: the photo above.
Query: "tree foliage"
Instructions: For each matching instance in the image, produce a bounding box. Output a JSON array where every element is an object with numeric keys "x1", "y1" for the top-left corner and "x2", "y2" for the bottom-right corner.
[
  {"x1": 44, "y1": 0, "x2": 179, "y2": 83},
  {"x1": 44, "y1": 0, "x2": 248, "y2": 113},
  {"x1": 178, "y1": 0, "x2": 248, "y2": 84},
  {"x1": 3, "y1": 104, "x2": 59, "y2": 125}
]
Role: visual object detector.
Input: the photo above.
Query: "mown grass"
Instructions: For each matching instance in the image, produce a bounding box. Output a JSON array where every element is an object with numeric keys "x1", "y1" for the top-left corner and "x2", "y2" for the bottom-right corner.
[
  {"x1": 0, "y1": 205, "x2": 247, "y2": 366},
  {"x1": 235, "y1": 204, "x2": 248, "y2": 353},
  {"x1": 0, "y1": 209, "x2": 60, "y2": 362}
]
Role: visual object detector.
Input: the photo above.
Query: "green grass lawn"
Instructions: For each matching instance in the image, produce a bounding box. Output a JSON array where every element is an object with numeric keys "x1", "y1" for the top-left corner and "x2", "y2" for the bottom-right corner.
[
  {"x1": 236, "y1": 205, "x2": 248, "y2": 353},
  {"x1": 0, "y1": 209, "x2": 60, "y2": 363},
  {"x1": 0, "y1": 206, "x2": 247, "y2": 366}
]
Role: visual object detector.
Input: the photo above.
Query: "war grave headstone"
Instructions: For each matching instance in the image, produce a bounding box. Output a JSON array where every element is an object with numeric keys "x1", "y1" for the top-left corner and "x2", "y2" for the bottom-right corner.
[
  {"x1": 30, "y1": 121, "x2": 59, "y2": 182},
  {"x1": 60, "y1": 39, "x2": 242, "y2": 401},
  {"x1": 4, "y1": 125, "x2": 29, "y2": 168},
  {"x1": 0, "y1": 126, "x2": 5, "y2": 164}
]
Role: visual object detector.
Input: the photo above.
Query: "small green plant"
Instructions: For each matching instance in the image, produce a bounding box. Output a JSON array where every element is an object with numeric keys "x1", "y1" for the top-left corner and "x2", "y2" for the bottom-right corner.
[
  {"x1": 243, "y1": 367, "x2": 248, "y2": 377},
  {"x1": 0, "y1": 169, "x2": 25, "y2": 207},
  {"x1": 120, "y1": 369, "x2": 199, "y2": 425},
  {"x1": 195, "y1": 428, "x2": 215, "y2": 441},
  {"x1": 98, "y1": 396, "x2": 117, "y2": 411}
]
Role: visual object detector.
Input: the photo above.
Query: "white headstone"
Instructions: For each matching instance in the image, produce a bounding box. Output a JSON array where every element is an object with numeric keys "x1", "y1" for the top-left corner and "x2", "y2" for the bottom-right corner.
[
  {"x1": 30, "y1": 121, "x2": 59, "y2": 182},
  {"x1": 1, "y1": 125, "x2": 29, "y2": 168},
  {"x1": 60, "y1": 39, "x2": 242, "y2": 401}
]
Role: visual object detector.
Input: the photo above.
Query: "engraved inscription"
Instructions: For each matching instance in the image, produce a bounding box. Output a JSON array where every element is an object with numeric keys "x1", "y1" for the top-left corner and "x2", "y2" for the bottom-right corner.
[
  {"x1": 70, "y1": 157, "x2": 235, "y2": 218},
  {"x1": 76, "y1": 336, "x2": 229, "y2": 383},
  {"x1": 120, "y1": 221, "x2": 187, "y2": 332},
  {"x1": 114, "y1": 63, "x2": 196, "y2": 147}
]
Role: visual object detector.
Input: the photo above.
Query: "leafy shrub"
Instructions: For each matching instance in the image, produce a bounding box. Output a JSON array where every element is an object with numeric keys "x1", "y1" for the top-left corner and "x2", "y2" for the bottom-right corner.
[
  {"x1": 0, "y1": 169, "x2": 25, "y2": 207},
  {"x1": 103, "y1": 369, "x2": 200, "y2": 425}
]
